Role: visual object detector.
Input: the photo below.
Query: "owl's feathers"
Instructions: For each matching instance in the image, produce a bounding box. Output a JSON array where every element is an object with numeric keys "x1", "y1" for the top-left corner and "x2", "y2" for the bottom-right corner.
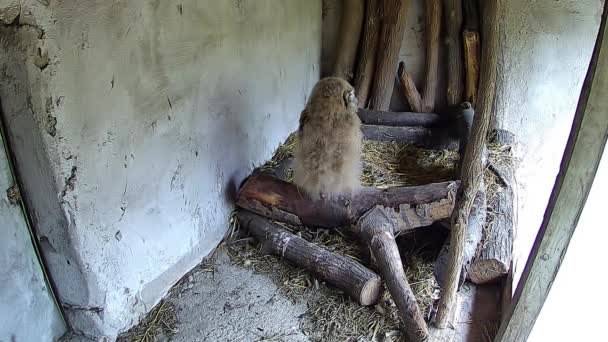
[{"x1": 293, "y1": 77, "x2": 362, "y2": 200}]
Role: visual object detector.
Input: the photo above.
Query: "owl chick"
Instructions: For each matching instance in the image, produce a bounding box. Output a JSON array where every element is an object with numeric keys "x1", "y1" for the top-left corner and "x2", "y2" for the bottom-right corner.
[{"x1": 293, "y1": 77, "x2": 362, "y2": 200}]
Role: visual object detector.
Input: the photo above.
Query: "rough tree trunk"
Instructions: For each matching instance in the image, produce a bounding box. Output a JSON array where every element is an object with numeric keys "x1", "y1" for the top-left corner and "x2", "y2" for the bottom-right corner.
[
  {"x1": 238, "y1": 210, "x2": 383, "y2": 305},
  {"x1": 334, "y1": 0, "x2": 365, "y2": 81},
  {"x1": 356, "y1": 206, "x2": 429, "y2": 342},
  {"x1": 358, "y1": 108, "x2": 442, "y2": 127},
  {"x1": 368, "y1": 0, "x2": 410, "y2": 110},
  {"x1": 445, "y1": 0, "x2": 464, "y2": 106},
  {"x1": 354, "y1": 0, "x2": 382, "y2": 107},
  {"x1": 469, "y1": 129, "x2": 516, "y2": 284},
  {"x1": 236, "y1": 174, "x2": 458, "y2": 230},
  {"x1": 360, "y1": 124, "x2": 458, "y2": 150},
  {"x1": 435, "y1": 0, "x2": 501, "y2": 328},
  {"x1": 463, "y1": 0, "x2": 480, "y2": 107}
]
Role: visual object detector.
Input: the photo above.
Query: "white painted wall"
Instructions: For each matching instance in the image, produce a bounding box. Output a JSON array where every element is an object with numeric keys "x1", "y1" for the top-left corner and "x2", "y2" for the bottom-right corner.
[
  {"x1": 1, "y1": 0, "x2": 321, "y2": 339},
  {"x1": 322, "y1": 0, "x2": 603, "y2": 289}
]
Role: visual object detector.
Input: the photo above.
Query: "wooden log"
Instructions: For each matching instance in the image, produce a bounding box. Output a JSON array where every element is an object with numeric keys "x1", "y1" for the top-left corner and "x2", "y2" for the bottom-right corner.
[
  {"x1": 368, "y1": 0, "x2": 410, "y2": 111},
  {"x1": 421, "y1": 0, "x2": 441, "y2": 113},
  {"x1": 398, "y1": 61, "x2": 423, "y2": 113},
  {"x1": 238, "y1": 210, "x2": 382, "y2": 306},
  {"x1": 433, "y1": 186, "x2": 486, "y2": 288},
  {"x1": 469, "y1": 130, "x2": 516, "y2": 284},
  {"x1": 236, "y1": 173, "x2": 459, "y2": 229},
  {"x1": 463, "y1": 0, "x2": 480, "y2": 107},
  {"x1": 354, "y1": 0, "x2": 382, "y2": 107},
  {"x1": 358, "y1": 108, "x2": 442, "y2": 127},
  {"x1": 333, "y1": 0, "x2": 365, "y2": 81},
  {"x1": 445, "y1": 0, "x2": 465, "y2": 106},
  {"x1": 435, "y1": 0, "x2": 501, "y2": 328},
  {"x1": 356, "y1": 206, "x2": 429, "y2": 341},
  {"x1": 361, "y1": 124, "x2": 458, "y2": 150}
]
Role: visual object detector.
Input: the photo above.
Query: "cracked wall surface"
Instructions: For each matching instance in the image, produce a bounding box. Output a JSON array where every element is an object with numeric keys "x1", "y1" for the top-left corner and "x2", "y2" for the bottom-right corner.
[{"x1": 0, "y1": 0, "x2": 321, "y2": 339}]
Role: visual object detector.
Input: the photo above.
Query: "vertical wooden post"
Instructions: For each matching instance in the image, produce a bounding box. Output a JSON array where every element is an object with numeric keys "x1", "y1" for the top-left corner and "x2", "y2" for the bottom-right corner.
[
  {"x1": 445, "y1": 0, "x2": 465, "y2": 106},
  {"x1": 354, "y1": 0, "x2": 382, "y2": 107},
  {"x1": 495, "y1": 2, "x2": 608, "y2": 341},
  {"x1": 435, "y1": 0, "x2": 501, "y2": 328},
  {"x1": 333, "y1": 0, "x2": 365, "y2": 81}
]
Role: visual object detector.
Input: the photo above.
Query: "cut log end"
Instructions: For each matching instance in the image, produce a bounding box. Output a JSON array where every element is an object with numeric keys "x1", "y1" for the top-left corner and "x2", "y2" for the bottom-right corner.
[
  {"x1": 360, "y1": 277, "x2": 383, "y2": 306},
  {"x1": 469, "y1": 259, "x2": 509, "y2": 284}
]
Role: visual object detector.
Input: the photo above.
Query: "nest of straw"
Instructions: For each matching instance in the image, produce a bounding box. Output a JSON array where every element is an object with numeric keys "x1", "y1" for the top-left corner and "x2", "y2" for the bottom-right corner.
[{"x1": 224, "y1": 133, "x2": 459, "y2": 341}]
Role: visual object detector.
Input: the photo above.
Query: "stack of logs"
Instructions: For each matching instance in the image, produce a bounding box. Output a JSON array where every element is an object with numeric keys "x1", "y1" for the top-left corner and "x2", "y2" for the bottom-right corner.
[{"x1": 235, "y1": 0, "x2": 512, "y2": 340}]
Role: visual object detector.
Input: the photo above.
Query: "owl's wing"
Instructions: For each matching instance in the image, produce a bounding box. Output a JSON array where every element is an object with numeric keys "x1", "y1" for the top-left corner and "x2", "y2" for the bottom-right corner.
[{"x1": 298, "y1": 109, "x2": 310, "y2": 135}]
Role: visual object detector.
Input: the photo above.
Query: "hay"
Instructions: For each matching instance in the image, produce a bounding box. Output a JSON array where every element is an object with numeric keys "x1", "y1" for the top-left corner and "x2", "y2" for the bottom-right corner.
[{"x1": 118, "y1": 300, "x2": 178, "y2": 342}]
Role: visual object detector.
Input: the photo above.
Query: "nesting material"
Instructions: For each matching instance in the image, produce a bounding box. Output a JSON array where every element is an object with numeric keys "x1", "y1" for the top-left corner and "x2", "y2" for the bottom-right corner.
[{"x1": 118, "y1": 300, "x2": 178, "y2": 342}]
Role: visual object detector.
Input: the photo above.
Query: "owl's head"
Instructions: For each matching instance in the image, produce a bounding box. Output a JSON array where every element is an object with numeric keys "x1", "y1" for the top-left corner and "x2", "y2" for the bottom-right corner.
[{"x1": 308, "y1": 77, "x2": 358, "y2": 112}]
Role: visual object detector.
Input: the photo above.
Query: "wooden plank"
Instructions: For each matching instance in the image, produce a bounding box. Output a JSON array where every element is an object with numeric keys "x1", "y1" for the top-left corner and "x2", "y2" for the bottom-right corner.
[{"x1": 495, "y1": 3, "x2": 608, "y2": 341}]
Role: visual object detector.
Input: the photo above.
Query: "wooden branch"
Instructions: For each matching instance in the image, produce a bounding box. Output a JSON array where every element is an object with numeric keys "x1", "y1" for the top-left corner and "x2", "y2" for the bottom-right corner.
[
  {"x1": 238, "y1": 210, "x2": 382, "y2": 305},
  {"x1": 496, "y1": 2, "x2": 608, "y2": 339},
  {"x1": 435, "y1": 0, "x2": 501, "y2": 328},
  {"x1": 445, "y1": 0, "x2": 465, "y2": 106},
  {"x1": 236, "y1": 173, "x2": 459, "y2": 230},
  {"x1": 463, "y1": 0, "x2": 480, "y2": 107},
  {"x1": 356, "y1": 206, "x2": 428, "y2": 341},
  {"x1": 422, "y1": 0, "x2": 441, "y2": 112},
  {"x1": 354, "y1": 0, "x2": 382, "y2": 107},
  {"x1": 334, "y1": 0, "x2": 365, "y2": 81},
  {"x1": 358, "y1": 108, "x2": 442, "y2": 127},
  {"x1": 398, "y1": 61, "x2": 423, "y2": 113},
  {"x1": 361, "y1": 124, "x2": 458, "y2": 150},
  {"x1": 470, "y1": 130, "x2": 516, "y2": 284},
  {"x1": 368, "y1": 0, "x2": 410, "y2": 111}
]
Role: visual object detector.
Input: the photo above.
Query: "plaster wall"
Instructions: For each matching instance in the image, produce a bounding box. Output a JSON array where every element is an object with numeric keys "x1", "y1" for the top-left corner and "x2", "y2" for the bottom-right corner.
[
  {"x1": 321, "y1": 0, "x2": 604, "y2": 287},
  {"x1": 0, "y1": 0, "x2": 320, "y2": 338}
]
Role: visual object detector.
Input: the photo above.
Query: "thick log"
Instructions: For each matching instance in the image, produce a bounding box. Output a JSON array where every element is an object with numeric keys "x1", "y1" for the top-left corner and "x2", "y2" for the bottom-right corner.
[
  {"x1": 434, "y1": 187, "x2": 486, "y2": 288},
  {"x1": 333, "y1": 0, "x2": 365, "y2": 81},
  {"x1": 445, "y1": 0, "x2": 465, "y2": 106},
  {"x1": 435, "y1": 0, "x2": 501, "y2": 328},
  {"x1": 358, "y1": 108, "x2": 442, "y2": 127},
  {"x1": 361, "y1": 124, "x2": 459, "y2": 150},
  {"x1": 421, "y1": 0, "x2": 441, "y2": 113},
  {"x1": 356, "y1": 206, "x2": 428, "y2": 341},
  {"x1": 354, "y1": 0, "x2": 382, "y2": 107},
  {"x1": 236, "y1": 173, "x2": 459, "y2": 230},
  {"x1": 469, "y1": 130, "x2": 516, "y2": 284},
  {"x1": 463, "y1": 0, "x2": 480, "y2": 106},
  {"x1": 368, "y1": 0, "x2": 410, "y2": 111},
  {"x1": 238, "y1": 210, "x2": 382, "y2": 305},
  {"x1": 398, "y1": 61, "x2": 423, "y2": 113}
]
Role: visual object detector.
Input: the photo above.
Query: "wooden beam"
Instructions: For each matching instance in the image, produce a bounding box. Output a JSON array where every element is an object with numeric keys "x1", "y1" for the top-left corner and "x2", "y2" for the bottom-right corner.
[
  {"x1": 357, "y1": 108, "x2": 442, "y2": 127},
  {"x1": 354, "y1": 0, "x2": 382, "y2": 107},
  {"x1": 333, "y1": 0, "x2": 365, "y2": 81},
  {"x1": 360, "y1": 124, "x2": 458, "y2": 150},
  {"x1": 445, "y1": 0, "x2": 465, "y2": 106},
  {"x1": 495, "y1": 3, "x2": 608, "y2": 341}
]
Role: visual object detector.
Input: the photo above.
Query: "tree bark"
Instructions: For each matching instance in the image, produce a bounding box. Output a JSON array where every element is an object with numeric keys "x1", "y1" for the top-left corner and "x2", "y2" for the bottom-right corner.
[
  {"x1": 368, "y1": 0, "x2": 410, "y2": 110},
  {"x1": 354, "y1": 0, "x2": 382, "y2": 107},
  {"x1": 435, "y1": 0, "x2": 501, "y2": 328},
  {"x1": 421, "y1": 0, "x2": 441, "y2": 112},
  {"x1": 469, "y1": 129, "x2": 516, "y2": 284},
  {"x1": 358, "y1": 108, "x2": 442, "y2": 127},
  {"x1": 356, "y1": 206, "x2": 429, "y2": 341},
  {"x1": 238, "y1": 210, "x2": 383, "y2": 305},
  {"x1": 398, "y1": 61, "x2": 424, "y2": 113},
  {"x1": 334, "y1": 0, "x2": 366, "y2": 81},
  {"x1": 463, "y1": 0, "x2": 480, "y2": 107},
  {"x1": 361, "y1": 124, "x2": 458, "y2": 150},
  {"x1": 236, "y1": 173, "x2": 459, "y2": 230},
  {"x1": 445, "y1": 0, "x2": 465, "y2": 106}
]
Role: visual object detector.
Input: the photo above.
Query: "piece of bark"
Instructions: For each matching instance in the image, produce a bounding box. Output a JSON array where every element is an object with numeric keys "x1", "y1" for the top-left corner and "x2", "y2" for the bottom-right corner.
[
  {"x1": 361, "y1": 124, "x2": 459, "y2": 150},
  {"x1": 469, "y1": 129, "x2": 516, "y2": 284},
  {"x1": 356, "y1": 206, "x2": 429, "y2": 341},
  {"x1": 434, "y1": 187, "x2": 486, "y2": 288},
  {"x1": 435, "y1": 0, "x2": 501, "y2": 328},
  {"x1": 398, "y1": 61, "x2": 423, "y2": 113},
  {"x1": 368, "y1": 0, "x2": 410, "y2": 111},
  {"x1": 358, "y1": 108, "x2": 442, "y2": 127},
  {"x1": 238, "y1": 210, "x2": 382, "y2": 305},
  {"x1": 445, "y1": 0, "x2": 465, "y2": 106},
  {"x1": 463, "y1": 0, "x2": 480, "y2": 107},
  {"x1": 236, "y1": 173, "x2": 459, "y2": 230},
  {"x1": 334, "y1": 0, "x2": 365, "y2": 81},
  {"x1": 354, "y1": 0, "x2": 382, "y2": 107}
]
